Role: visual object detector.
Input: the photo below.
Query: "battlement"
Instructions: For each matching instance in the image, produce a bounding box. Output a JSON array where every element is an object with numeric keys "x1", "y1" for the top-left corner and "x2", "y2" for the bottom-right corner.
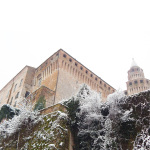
[{"x1": 0, "y1": 49, "x2": 115, "y2": 108}]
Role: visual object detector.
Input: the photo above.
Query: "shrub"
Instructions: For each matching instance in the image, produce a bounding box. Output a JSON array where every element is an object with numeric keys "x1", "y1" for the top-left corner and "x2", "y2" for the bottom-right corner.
[
  {"x1": 0, "y1": 104, "x2": 20, "y2": 122},
  {"x1": 34, "y1": 95, "x2": 46, "y2": 111}
]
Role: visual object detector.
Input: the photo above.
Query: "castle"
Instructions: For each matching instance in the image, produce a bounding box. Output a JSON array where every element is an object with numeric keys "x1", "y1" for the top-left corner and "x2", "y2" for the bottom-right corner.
[
  {"x1": 126, "y1": 59, "x2": 150, "y2": 95},
  {"x1": 0, "y1": 49, "x2": 115, "y2": 108}
]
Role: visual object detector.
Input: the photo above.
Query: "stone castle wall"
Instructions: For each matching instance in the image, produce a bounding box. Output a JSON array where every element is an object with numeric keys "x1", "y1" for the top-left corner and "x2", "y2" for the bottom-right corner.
[
  {"x1": 0, "y1": 49, "x2": 115, "y2": 108},
  {"x1": 32, "y1": 51, "x2": 59, "y2": 93},
  {"x1": 0, "y1": 66, "x2": 32, "y2": 107},
  {"x1": 55, "y1": 50, "x2": 115, "y2": 103}
]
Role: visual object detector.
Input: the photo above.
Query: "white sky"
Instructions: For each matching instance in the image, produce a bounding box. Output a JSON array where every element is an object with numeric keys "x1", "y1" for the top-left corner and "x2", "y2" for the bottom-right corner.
[{"x1": 0, "y1": 0, "x2": 150, "y2": 91}]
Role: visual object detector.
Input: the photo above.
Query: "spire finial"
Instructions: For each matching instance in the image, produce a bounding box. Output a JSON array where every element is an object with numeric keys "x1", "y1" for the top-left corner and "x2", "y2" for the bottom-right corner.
[{"x1": 131, "y1": 58, "x2": 138, "y2": 68}]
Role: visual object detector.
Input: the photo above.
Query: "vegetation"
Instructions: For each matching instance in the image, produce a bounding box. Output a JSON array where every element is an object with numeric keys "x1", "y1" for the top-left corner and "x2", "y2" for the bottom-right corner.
[
  {"x1": 0, "y1": 104, "x2": 20, "y2": 123},
  {"x1": 34, "y1": 95, "x2": 46, "y2": 111},
  {"x1": 0, "y1": 85, "x2": 150, "y2": 149},
  {"x1": 0, "y1": 110, "x2": 69, "y2": 150},
  {"x1": 64, "y1": 85, "x2": 150, "y2": 150}
]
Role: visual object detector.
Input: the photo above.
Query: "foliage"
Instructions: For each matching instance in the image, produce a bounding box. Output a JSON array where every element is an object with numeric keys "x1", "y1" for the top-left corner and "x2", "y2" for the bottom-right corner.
[
  {"x1": 65, "y1": 84, "x2": 150, "y2": 150},
  {"x1": 0, "y1": 99, "x2": 39, "y2": 140},
  {"x1": 0, "y1": 104, "x2": 20, "y2": 123},
  {"x1": 0, "y1": 111, "x2": 69, "y2": 150},
  {"x1": 34, "y1": 95, "x2": 46, "y2": 111},
  {"x1": 0, "y1": 85, "x2": 150, "y2": 149},
  {"x1": 64, "y1": 97, "x2": 80, "y2": 150}
]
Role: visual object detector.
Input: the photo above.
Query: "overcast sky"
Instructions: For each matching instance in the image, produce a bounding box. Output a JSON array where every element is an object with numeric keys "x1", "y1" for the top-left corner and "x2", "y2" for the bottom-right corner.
[{"x1": 0, "y1": 0, "x2": 150, "y2": 91}]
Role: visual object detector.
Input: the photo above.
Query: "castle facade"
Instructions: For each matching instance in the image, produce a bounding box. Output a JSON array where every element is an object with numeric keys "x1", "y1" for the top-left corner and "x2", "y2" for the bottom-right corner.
[
  {"x1": 0, "y1": 49, "x2": 115, "y2": 108},
  {"x1": 126, "y1": 59, "x2": 150, "y2": 95}
]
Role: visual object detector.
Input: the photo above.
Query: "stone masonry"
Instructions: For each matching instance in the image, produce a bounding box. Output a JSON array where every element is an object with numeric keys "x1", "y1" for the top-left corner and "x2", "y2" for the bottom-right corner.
[{"x1": 0, "y1": 49, "x2": 115, "y2": 108}]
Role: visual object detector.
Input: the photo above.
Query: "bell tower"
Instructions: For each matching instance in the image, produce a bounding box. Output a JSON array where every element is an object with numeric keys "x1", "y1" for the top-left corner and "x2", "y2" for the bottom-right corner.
[{"x1": 126, "y1": 59, "x2": 150, "y2": 95}]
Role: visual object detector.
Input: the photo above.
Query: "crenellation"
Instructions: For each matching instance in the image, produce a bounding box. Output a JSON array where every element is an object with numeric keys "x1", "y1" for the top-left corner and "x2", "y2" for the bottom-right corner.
[{"x1": 0, "y1": 49, "x2": 115, "y2": 108}]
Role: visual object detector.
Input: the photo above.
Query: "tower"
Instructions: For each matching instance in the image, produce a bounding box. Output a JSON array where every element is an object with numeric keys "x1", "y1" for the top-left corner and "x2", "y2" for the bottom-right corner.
[{"x1": 126, "y1": 59, "x2": 150, "y2": 95}]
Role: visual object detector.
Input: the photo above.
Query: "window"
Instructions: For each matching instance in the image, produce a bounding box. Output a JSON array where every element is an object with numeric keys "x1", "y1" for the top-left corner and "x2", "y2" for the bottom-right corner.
[
  {"x1": 38, "y1": 78, "x2": 42, "y2": 86},
  {"x1": 134, "y1": 80, "x2": 138, "y2": 84},
  {"x1": 13, "y1": 84, "x2": 17, "y2": 92},
  {"x1": 80, "y1": 67, "x2": 83, "y2": 70},
  {"x1": 6, "y1": 90, "x2": 10, "y2": 98},
  {"x1": 132, "y1": 69, "x2": 134, "y2": 72},
  {"x1": 86, "y1": 70, "x2": 88, "y2": 74},
  {"x1": 140, "y1": 80, "x2": 143, "y2": 83},
  {"x1": 63, "y1": 54, "x2": 66, "y2": 58},
  {"x1": 69, "y1": 58, "x2": 72, "y2": 62},
  {"x1": 147, "y1": 80, "x2": 149, "y2": 84},
  {"x1": 90, "y1": 74, "x2": 93, "y2": 77},
  {"x1": 14, "y1": 101, "x2": 17, "y2": 107},
  {"x1": 15, "y1": 92, "x2": 20, "y2": 99},
  {"x1": 19, "y1": 79, "x2": 23, "y2": 87},
  {"x1": 104, "y1": 84, "x2": 106, "y2": 87},
  {"x1": 100, "y1": 81, "x2": 102, "y2": 84},
  {"x1": 75, "y1": 62, "x2": 78, "y2": 66},
  {"x1": 25, "y1": 91, "x2": 30, "y2": 98},
  {"x1": 95, "y1": 78, "x2": 97, "y2": 81},
  {"x1": 108, "y1": 87, "x2": 110, "y2": 90},
  {"x1": 129, "y1": 82, "x2": 132, "y2": 86},
  {"x1": 10, "y1": 97, "x2": 13, "y2": 105}
]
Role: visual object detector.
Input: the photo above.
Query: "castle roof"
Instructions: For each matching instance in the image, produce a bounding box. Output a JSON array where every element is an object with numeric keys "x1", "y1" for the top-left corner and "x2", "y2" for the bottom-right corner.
[{"x1": 131, "y1": 58, "x2": 138, "y2": 68}]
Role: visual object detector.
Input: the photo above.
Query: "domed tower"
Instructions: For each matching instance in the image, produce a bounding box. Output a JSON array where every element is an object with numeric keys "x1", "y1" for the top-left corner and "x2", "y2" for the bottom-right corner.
[{"x1": 126, "y1": 59, "x2": 150, "y2": 95}]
